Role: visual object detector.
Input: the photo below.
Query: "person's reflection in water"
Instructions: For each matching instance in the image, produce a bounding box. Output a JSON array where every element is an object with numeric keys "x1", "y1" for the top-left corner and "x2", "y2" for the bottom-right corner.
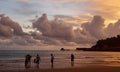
[
  {"x1": 25, "y1": 54, "x2": 31, "y2": 68},
  {"x1": 34, "y1": 54, "x2": 40, "y2": 68},
  {"x1": 71, "y1": 54, "x2": 74, "y2": 67},
  {"x1": 51, "y1": 53, "x2": 54, "y2": 68}
]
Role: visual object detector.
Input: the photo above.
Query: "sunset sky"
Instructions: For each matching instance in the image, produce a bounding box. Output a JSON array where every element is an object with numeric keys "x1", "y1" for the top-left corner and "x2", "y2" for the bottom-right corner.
[
  {"x1": 0, "y1": 0, "x2": 120, "y2": 50},
  {"x1": 0, "y1": 0, "x2": 120, "y2": 26}
]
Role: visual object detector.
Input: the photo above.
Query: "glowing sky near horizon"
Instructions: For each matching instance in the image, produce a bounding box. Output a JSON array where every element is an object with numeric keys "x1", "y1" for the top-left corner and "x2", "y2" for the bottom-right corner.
[
  {"x1": 1, "y1": 0, "x2": 120, "y2": 50},
  {"x1": 0, "y1": 0, "x2": 120, "y2": 27}
]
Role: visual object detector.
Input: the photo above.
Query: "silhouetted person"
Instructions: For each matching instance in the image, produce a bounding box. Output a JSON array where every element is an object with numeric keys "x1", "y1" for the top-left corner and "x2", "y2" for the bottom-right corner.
[
  {"x1": 51, "y1": 54, "x2": 54, "y2": 68},
  {"x1": 34, "y1": 54, "x2": 40, "y2": 68},
  {"x1": 25, "y1": 54, "x2": 31, "y2": 68},
  {"x1": 71, "y1": 54, "x2": 74, "y2": 67}
]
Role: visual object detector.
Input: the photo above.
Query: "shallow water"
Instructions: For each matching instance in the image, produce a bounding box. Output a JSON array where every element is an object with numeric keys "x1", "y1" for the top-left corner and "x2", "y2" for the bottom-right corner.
[{"x1": 0, "y1": 50, "x2": 120, "y2": 70}]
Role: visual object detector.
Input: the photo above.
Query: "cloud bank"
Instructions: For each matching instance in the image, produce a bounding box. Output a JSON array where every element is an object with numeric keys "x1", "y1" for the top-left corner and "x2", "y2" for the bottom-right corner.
[
  {"x1": 0, "y1": 14, "x2": 24, "y2": 37},
  {"x1": 32, "y1": 14, "x2": 120, "y2": 46},
  {"x1": 0, "y1": 13, "x2": 120, "y2": 49},
  {"x1": 33, "y1": 14, "x2": 74, "y2": 40}
]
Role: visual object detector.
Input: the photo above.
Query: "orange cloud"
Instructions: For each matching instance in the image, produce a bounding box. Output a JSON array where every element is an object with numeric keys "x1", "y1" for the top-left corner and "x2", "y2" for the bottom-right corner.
[
  {"x1": 90, "y1": 0, "x2": 120, "y2": 25},
  {"x1": 54, "y1": 13, "x2": 93, "y2": 26}
]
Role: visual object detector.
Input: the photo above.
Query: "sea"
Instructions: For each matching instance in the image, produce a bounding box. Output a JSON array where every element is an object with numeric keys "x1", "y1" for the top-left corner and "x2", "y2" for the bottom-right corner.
[{"x1": 0, "y1": 50, "x2": 120, "y2": 70}]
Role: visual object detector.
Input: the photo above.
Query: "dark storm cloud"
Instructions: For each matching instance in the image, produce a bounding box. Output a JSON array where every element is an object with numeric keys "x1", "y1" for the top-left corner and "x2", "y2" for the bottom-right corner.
[
  {"x1": 0, "y1": 15, "x2": 24, "y2": 35},
  {"x1": 32, "y1": 14, "x2": 100, "y2": 44},
  {"x1": 32, "y1": 14, "x2": 120, "y2": 45},
  {"x1": 81, "y1": 15, "x2": 107, "y2": 39},
  {"x1": 1, "y1": 13, "x2": 120, "y2": 46},
  {"x1": 11, "y1": 35, "x2": 39, "y2": 45},
  {"x1": 30, "y1": 31, "x2": 77, "y2": 46},
  {"x1": 0, "y1": 35, "x2": 40, "y2": 46},
  {"x1": 0, "y1": 24, "x2": 13, "y2": 37},
  {"x1": 0, "y1": 14, "x2": 24, "y2": 37},
  {"x1": 33, "y1": 13, "x2": 75, "y2": 41}
]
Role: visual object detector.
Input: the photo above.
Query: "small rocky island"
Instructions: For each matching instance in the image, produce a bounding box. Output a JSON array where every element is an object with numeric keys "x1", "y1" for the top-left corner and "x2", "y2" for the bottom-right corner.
[{"x1": 60, "y1": 48, "x2": 70, "y2": 51}]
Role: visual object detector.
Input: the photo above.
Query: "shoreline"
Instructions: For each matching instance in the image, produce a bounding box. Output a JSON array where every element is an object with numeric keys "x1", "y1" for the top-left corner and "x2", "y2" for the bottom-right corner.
[
  {"x1": 0, "y1": 50, "x2": 120, "y2": 72},
  {"x1": 0, "y1": 66, "x2": 120, "y2": 72}
]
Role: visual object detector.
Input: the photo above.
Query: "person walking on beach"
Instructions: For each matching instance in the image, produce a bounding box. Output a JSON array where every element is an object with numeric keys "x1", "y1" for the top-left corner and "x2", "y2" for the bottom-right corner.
[
  {"x1": 51, "y1": 53, "x2": 54, "y2": 68},
  {"x1": 34, "y1": 54, "x2": 40, "y2": 68},
  {"x1": 25, "y1": 54, "x2": 32, "y2": 68},
  {"x1": 71, "y1": 54, "x2": 74, "y2": 67}
]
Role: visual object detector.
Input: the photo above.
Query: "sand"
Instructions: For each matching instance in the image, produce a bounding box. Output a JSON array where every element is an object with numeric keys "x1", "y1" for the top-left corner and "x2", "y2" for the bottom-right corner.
[{"x1": 0, "y1": 66, "x2": 120, "y2": 72}]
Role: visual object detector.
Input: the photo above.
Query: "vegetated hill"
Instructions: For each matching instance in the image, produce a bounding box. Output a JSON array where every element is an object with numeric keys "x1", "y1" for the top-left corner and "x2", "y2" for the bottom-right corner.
[{"x1": 91, "y1": 35, "x2": 120, "y2": 51}]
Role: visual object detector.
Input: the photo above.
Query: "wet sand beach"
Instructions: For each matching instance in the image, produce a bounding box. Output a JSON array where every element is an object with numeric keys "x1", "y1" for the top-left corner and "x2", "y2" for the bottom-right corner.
[{"x1": 0, "y1": 66, "x2": 120, "y2": 72}]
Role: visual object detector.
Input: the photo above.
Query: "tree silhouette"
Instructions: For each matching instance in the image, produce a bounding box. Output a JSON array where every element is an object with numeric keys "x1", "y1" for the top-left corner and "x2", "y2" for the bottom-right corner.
[{"x1": 91, "y1": 35, "x2": 120, "y2": 51}]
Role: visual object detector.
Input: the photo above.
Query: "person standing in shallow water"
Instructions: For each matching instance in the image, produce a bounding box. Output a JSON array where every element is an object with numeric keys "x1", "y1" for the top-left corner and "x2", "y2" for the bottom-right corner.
[
  {"x1": 25, "y1": 54, "x2": 31, "y2": 68},
  {"x1": 51, "y1": 53, "x2": 54, "y2": 68},
  {"x1": 71, "y1": 54, "x2": 74, "y2": 67},
  {"x1": 34, "y1": 54, "x2": 40, "y2": 68}
]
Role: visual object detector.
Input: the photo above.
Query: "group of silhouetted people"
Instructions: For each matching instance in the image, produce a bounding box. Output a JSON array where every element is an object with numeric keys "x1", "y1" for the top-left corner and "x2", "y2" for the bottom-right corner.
[
  {"x1": 25, "y1": 54, "x2": 40, "y2": 68},
  {"x1": 25, "y1": 53, "x2": 74, "y2": 68}
]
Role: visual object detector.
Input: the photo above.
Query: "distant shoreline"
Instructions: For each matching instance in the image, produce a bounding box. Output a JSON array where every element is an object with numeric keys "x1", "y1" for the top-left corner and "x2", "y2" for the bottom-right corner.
[{"x1": 76, "y1": 48, "x2": 120, "y2": 52}]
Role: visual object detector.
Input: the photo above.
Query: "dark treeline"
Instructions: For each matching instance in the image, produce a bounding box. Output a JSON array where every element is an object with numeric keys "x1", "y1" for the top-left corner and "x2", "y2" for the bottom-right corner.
[
  {"x1": 91, "y1": 35, "x2": 120, "y2": 51},
  {"x1": 76, "y1": 35, "x2": 120, "y2": 51}
]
